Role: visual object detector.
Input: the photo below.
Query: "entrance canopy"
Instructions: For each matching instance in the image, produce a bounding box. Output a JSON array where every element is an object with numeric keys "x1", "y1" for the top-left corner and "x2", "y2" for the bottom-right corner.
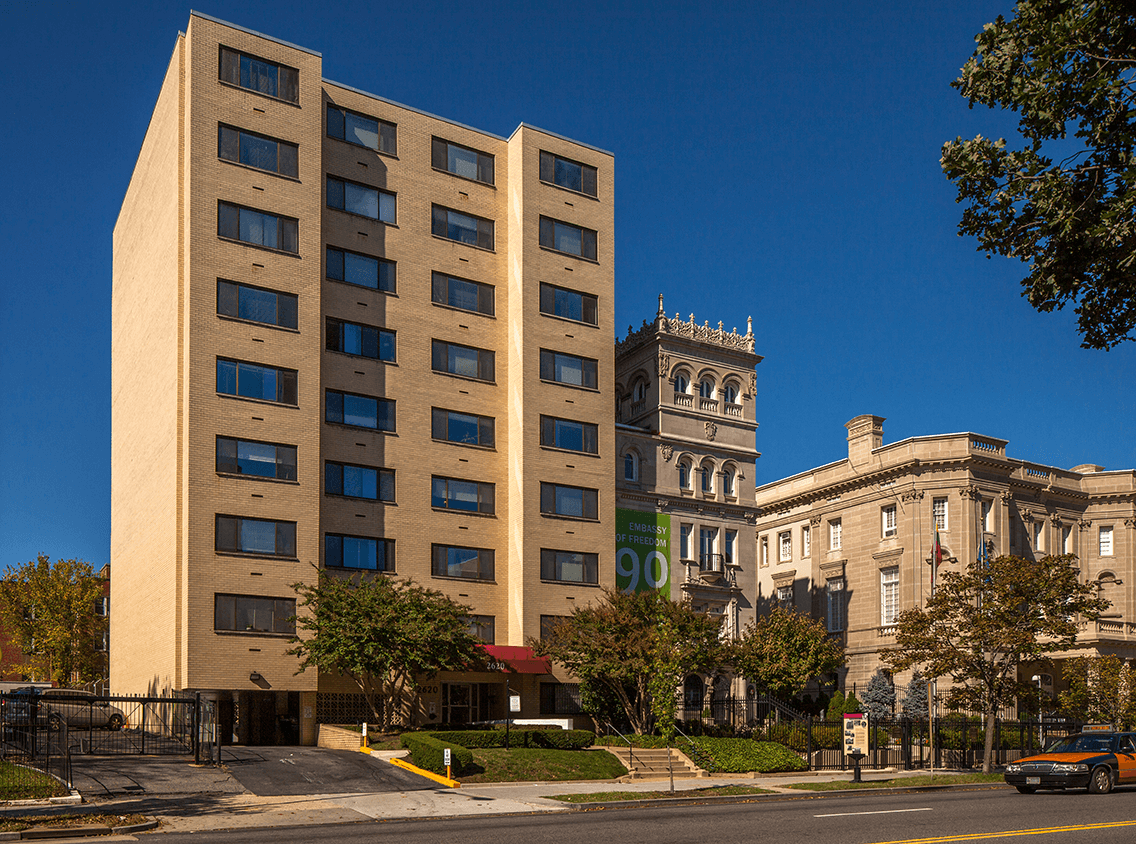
[{"x1": 481, "y1": 646, "x2": 551, "y2": 674}]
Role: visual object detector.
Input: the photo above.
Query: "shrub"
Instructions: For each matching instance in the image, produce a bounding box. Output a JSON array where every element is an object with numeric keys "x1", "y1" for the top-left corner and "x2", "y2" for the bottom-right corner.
[
  {"x1": 424, "y1": 729, "x2": 593, "y2": 750},
  {"x1": 697, "y1": 738, "x2": 807, "y2": 774},
  {"x1": 400, "y1": 732, "x2": 473, "y2": 775}
]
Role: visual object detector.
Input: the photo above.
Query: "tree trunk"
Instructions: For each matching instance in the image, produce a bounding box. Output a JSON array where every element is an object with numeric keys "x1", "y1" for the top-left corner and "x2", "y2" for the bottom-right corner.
[{"x1": 983, "y1": 706, "x2": 997, "y2": 774}]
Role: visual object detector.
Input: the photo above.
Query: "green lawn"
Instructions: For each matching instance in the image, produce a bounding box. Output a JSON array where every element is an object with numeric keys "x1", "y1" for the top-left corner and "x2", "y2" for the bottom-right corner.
[
  {"x1": 0, "y1": 761, "x2": 70, "y2": 801},
  {"x1": 549, "y1": 784, "x2": 775, "y2": 803},
  {"x1": 786, "y1": 773, "x2": 1006, "y2": 791},
  {"x1": 458, "y1": 748, "x2": 627, "y2": 783}
]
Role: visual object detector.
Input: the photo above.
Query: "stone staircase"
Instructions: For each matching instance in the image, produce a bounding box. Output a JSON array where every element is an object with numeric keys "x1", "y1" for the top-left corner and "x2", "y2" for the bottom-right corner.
[{"x1": 604, "y1": 745, "x2": 706, "y2": 781}]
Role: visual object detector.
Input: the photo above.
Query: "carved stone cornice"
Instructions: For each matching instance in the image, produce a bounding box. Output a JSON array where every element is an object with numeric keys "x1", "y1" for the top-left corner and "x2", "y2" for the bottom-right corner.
[
  {"x1": 1021, "y1": 511, "x2": 1035, "y2": 524},
  {"x1": 661, "y1": 444, "x2": 673, "y2": 462},
  {"x1": 809, "y1": 515, "x2": 822, "y2": 527},
  {"x1": 819, "y1": 558, "x2": 847, "y2": 576},
  {"x1": 1079, "y1": 519, "x2": 1093, "y2": 530},
  {"x1": 657, "y1": 352, "x2": 670, "y2": 377},
  {"x1": 958, "y1": 485, "x2": 981, "y2": 501},
  {"x1": 615, "y1": 295, "x2": 756, "y2": 357},
  {"x1": 900, "y1": 490, "x2": 924, "y2": 502},
  {"x1": 705, "y1": 422, "x2": 718, "y2": 441},
  {"x1": 1001, "y1": 491, "x2": 1015, "y2": 504},
  {"x1": 1125, "y1": 518, "x2": 1136, "y2": 529}
]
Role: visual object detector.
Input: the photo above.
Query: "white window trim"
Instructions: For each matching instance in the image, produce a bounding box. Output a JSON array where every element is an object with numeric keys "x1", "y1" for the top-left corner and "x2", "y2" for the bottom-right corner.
[
  {"x1": 881, "y1": 566, "x2": 899, "y2": 626},
  {"x1": 882, "y1": 504, "x2": 897, "y2": 538},
  {"x1": 1100, "y1": 525, "x2": 1114, "y2": 557},
  {"x1": 829, "y1": 519, "x2": 842, "y2": 551},
  {"x1": 933, "y1": 497, "x2": 948, "y2": 531}
]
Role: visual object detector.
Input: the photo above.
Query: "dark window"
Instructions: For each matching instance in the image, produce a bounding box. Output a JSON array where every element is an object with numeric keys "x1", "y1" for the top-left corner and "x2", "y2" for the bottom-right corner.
[
  {"x1": 326, "y1": 317, "x2": 395, "y2": 362},
  {"x1": 325, "y1": 389, "x2": 395, "y2": 431},
  {"x1": 432, "y1": 545, "x2": 495, "y2": 580},
  {"x1": 539, "y1": 216, "x2": 597, "y2": 260},
  {"x1": 539, "y1": 151, "x2": 597, "y2": 197},
  {"x1": 325, "y1": 533, "x2": 393, "y2": 571},
  {"x1": 432, "y1": 205, "x2": 494, "y2": 250},
  {"x1": 216, "y1": 358, "x2": 297, "y2": 405},
  {"x1": 217, "y1": 280, "x2": 297, "y2": 329},
  {"x1": 465, "y1": 615, "x2": 495, "y2": 644},
  {"x1": 431, "y1": 272, "x2": 494, "y2": 316},
  {"x1": 540, "y1": 615, "x2": 569, "y2": 642},
  {"x1": 541, "y1": 549, "x2": 598, "y2": 584},
  {"x1": 432, "y1": 340, "x2": 495, "y2": 382},
  {"x1": 215, "y1": 515, "x2": 296, "y2": 557},
  {"x1": 327, "y1": 177, "x2": 395, "y2": 223},
  {"x1": 327, "y1": 104, "x2": 396, "y2": 155},
  {"x1": 540, "y1": 483, "x2": 598, "y2": 519},
  {"x1": 432, "y1": 408, "x2": 495, "y2": 447},
  {"x1": 327, "y1": 246, "x2": 395, "y2": 292},
  {"x1": 218, "y1": 201, "x2": 298, "y2": 253},
  {"x1": 216, "y1": 437, "x2": 296, "y2": 480},
  {"x1": 325, "y1": 462, "x2": 394, "y2": 502},
  {"x1": 432, "y1": 476, "x2": 495, "y2": 514},
  {"x1": 540, "y1": 682, "x2": 583, "y2": 715},
  {"x1": 218, "y1": 125, "x2": 298, "y2": 177},
  {"x1": 219, "y1": 46, "x2": 298, "y2": 103},
  {"x1": 540, "y1": 416, "x2": 598, "y2": 453},
  {"x1": 214, "y1": 594, "x2": 295, "y2": 634},
  {"x1": 539, "y1": 283, "x2": 597, "y2": 325},
  {"x1": 432, "y1": 137, "x2": 494, "y2": 185},
  {"x1": 539, "y1": 349, "x2": 597, "y2": 389}
]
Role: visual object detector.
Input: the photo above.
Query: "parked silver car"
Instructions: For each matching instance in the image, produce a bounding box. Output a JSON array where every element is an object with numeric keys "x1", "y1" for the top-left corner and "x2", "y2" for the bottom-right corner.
[{"x1": 39, "y1": 690, "x2": 126, "y2": 731}]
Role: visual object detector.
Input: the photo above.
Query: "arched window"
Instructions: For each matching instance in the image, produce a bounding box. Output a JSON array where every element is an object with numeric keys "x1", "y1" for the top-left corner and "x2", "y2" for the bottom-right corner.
[
  {"x1": 673, "y1": 373, "x2": 689, "y2": 393},
  {"x1": 722, "y1": 469, "x2": 734, "y2": 496},
  {"x1": 623, "y1": 452, "x2": 637, "y2": 482},
  {"x1": 634, "y1": 381, "x2": 647, "y2": 401},
  {"x1": 678, "y1": 461, "x2": 691, "y2": 490},
  {"x1": 700, "y1": 463, "x2": 713, "y2": 493},
  {"x1": 683, "y1": 675, "x2": 704, "y2": 709},
  {"x1": 699, "y1": 379, "x2": 714, "y2": 399},
  {"x1": 723, "y1": 383, "x2": 739, "y2": 404}
]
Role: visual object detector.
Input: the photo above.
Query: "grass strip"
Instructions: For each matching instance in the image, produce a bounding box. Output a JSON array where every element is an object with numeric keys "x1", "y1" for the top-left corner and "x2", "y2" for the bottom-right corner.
[
  {"x1": 548, "y1": 784, "x2": 775, "y2": 803},
  {"x1": 786, "y1": 773, "x2": 1005, "y2": 791},
  {"x1": 0, "y1": 760, "x2": 70, "y2": 800},
  {"x1": 458, "y1": 748, "x2": 628, "y2": 783},
  {"x1": 0, "y1": 813, "x2": 149, "y2": 833}
]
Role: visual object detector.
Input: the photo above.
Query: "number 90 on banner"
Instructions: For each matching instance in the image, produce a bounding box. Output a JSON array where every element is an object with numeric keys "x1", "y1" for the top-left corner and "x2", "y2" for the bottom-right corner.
[
  {"x1": 616, "y1": 548, "x2": 668, "y2": 593},
  {"x1": 615, "y1": 508, "x2": 671, "y2": 593}
]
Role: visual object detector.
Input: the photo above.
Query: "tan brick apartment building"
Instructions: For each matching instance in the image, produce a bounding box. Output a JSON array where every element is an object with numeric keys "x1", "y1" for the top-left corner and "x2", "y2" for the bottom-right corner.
[
  {"x1": 754, "y1": 415, "x2": 1136, "y2": 701},
  {"x1": 112, "y1": 13, "x2": 615, "y2": 743}
]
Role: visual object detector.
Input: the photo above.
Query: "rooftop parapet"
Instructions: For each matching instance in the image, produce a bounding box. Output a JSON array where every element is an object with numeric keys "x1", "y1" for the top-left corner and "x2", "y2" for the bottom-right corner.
[{"x1": 616, "y1": 294, "x2": 755, "y2": 356}]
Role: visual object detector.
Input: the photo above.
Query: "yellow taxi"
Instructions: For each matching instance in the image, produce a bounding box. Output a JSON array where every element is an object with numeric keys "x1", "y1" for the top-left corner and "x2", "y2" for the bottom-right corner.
[{"x1": 1004, "y1": 725, "x2": 1136, "y2": 794}]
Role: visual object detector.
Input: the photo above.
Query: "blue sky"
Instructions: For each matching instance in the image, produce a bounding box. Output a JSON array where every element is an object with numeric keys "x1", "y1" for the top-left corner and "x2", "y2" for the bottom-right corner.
[{"x1": 2, "y1": 0, "x2": 1132, "y2": 572}]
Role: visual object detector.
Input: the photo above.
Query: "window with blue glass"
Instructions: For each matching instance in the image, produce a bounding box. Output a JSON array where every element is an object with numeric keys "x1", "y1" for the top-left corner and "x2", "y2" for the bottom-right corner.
[
  {"x1": 218, "y1": 125, "x2": 298, "y2": 177},
  {"x1": 432, "y1": 137, "x2": 494, "y2": 185},
  {"x1": 325, "y1": 533, "x2": 393, "y2": 571},
  {"x1": 325, "y1": 461, "x2": 394, "y2": 502},
  {"x1": 216, "y1": 358, "x2": 297, "y2": 405},
  {"x1": 327, "y1": 177, "x2": 395, "y2": 224},
  {"x1": 540, "y1": 416, "x2": 598, "y2": 454},
  {"x1": 539, "y1": 216, "x2": 597, "y2": 260},
  {"x1": 431, "y1": 205, "x2": 494, "y2": 250},
  {"x1": 539, "y1": 150, "x2": 597, "y2": 197},
  {"x1": 432, "y1": 340, "x2": 495, "y2": 382},
  {"x1": 432, "y1": 408, "x2": 494, "y2": 448},
  {"x1": 220, "y1": 47, "x2": 299, "y2": 103},
  {"x1": 215, "y1": 515, "x2": 296, "y2": 557},
  {"x1": 216, "y1": 437, "x2": 296, "y2": 480},
  {"x1": 214, "y1": 594, "x2": 295, "y2": 635},
  {"x1": 432, "y1": 545, "x2": 494, "y2": 581},
  {"x1": 431, "y1": 272, "x2": 494, "y2": 316},
  {"x1": 539, "y1": 349, "x2": 597, "y2": 389},
  {"x1": 539, "y1": 283, "x2": 597, "y2": 325},
  {"x1": 326, "y1": 317, "x2": 395, "y2": 362},
  {"x1": 217, "y1": 280, "x2": 297, "y2": 329},
  {"x1": 539, "y1": 483, "x2": 598, "y2": 520},
  {"x1": 218, "y1": 201, "x2": 298, "y2": 253},
  {"x1": 431, "y1": 476, "x2": 495, "y2": 514},
  {"x1": 541, "y1": 549, "x2": 598, "y2": 584},
  {"x1": 325, "y1": 389, "x2": 394, "y2": 431},
  {"x1": 327, "y1": 104, "x2": 396, "y2": 155},
  {"x1": 326, "y1": 246, "x2": 395, "y2": 293}
]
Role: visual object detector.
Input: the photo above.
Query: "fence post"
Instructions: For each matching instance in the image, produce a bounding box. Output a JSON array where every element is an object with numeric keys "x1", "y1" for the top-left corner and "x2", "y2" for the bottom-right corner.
[
  {"x1": 141, "y1": 700, "x2": 146, "y2": 755},
  {"x1": 194, "y1": 692, "x2": 201, "y2": 765}
]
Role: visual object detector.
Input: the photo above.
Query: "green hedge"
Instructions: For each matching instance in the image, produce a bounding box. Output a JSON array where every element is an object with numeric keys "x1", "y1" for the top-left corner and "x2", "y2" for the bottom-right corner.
[
  {"x1": 425, "y1": 729, "x2": 594, "y2": 750},
  {"x1": 400, "y1": 732, "x2": 473, "y2": 775}
]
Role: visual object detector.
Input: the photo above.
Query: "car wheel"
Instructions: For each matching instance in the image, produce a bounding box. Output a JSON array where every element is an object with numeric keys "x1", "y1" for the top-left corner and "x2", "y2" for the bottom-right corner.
[
  {"x1": 1015, "y1": 786, "x2": 1037, "y2": 794},
  {"x1": 1088, "y1": 766, "x2": 1113, "y2": 794},
  {"x1": 47, "y1": 714, "x2": 63, "y2": 732},
  {"x1": 107, "y1": 714, "x2": 124, "y2": 731}
]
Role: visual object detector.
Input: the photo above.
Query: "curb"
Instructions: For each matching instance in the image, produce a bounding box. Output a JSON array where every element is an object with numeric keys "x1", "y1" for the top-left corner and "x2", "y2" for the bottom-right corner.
[
  {"x1": 0, "y1": 793, "x2": 82, "y2": 808},
  {"x1": 0, "y1": 817, "x2": 158, "y2": 840},
  {"x1": 388, "y1": 757, "x2": 461, "y2": 788}
]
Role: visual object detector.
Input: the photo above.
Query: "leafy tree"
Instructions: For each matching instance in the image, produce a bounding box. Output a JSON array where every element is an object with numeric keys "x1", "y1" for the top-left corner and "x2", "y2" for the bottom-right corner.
[
  {"x1": 861, "y1": 670, "x2": 896, "y2": 721},
  {"x1": 941, "y1": 0, "x2": 1136, "y2": 349},
  {"x1": 825, "y1": 690, "x2": 846, "y2": 722},
  {"x1": 901, "y1": 669, "x2": 930, "y2": 721},
  {"x1": 729, "y1": 607, "x2": 845, "y2": 700},
  {"x1": 530, "y1": 588, "x2": 722, "y2": 735},
  {"x1": 884, "y1": 553, "x2": 1109, "y2": 772},
  {"x1": 1059, "y1": 655, "x2": 1136, "y2": 728},
  {"x1": 289, "y1": 570, "x2": 485, "y2": 729},
  {"x1": 0, "y1": 555, "x2": 106, "y2": 685},
  {"x1": 844, "y1": 691, "x2": 863, "y2": 715}
]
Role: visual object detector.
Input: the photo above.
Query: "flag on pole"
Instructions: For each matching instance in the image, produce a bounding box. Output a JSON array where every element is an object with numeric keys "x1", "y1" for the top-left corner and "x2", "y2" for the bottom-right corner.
[{"x1": 931, "y1": 523, "x2": 945, "y2": 591}]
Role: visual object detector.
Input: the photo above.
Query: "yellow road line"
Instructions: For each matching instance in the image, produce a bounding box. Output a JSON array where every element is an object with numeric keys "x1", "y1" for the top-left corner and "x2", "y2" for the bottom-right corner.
[{"x1": 864, "y1": 818, "x2": 1136, "y2": 844}]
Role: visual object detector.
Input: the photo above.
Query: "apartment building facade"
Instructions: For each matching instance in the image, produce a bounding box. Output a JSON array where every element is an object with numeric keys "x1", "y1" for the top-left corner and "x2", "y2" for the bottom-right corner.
[
  {"x1": 112, "y1": 13, "x2": 614, "y2": 743},
  {"x1": 754, "y1": 415, "x2": 1136, "y2": 700}
]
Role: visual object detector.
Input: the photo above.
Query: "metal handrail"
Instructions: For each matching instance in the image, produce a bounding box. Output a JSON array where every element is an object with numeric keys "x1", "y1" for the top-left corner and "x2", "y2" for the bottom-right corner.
[
  {"x1": 672, "y1": 721, "x2": 717, "y2": 773},
  {"x1": 605, "y1": 721, "x2": 641, "y2": 773}
]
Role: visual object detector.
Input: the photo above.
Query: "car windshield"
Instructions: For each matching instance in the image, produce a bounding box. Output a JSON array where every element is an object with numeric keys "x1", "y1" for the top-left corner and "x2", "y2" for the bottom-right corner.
[{"x1": 1046, "y1": 735, "x2": 1115, "y2": 754}]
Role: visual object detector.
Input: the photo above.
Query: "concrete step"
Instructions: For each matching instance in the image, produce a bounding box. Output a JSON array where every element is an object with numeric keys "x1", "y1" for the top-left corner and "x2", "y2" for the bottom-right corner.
[{"x1": 603, "y1": 745, "x2": 706, "y2": 780}]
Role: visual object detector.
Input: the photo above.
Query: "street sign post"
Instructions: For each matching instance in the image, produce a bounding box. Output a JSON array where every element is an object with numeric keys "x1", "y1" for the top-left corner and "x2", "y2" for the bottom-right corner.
[{"x1": 844, "y1": 713, "x2": 868, "y2": 783}]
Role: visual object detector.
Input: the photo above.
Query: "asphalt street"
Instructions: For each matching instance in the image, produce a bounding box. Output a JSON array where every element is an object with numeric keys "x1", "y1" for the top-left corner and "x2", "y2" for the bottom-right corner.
[
  {"x1": 221, "y1": 747, "x2": 435, "y2": 796},
  {"x1": 143, "y1": 784, "x2": 1136, "y2": 844}
]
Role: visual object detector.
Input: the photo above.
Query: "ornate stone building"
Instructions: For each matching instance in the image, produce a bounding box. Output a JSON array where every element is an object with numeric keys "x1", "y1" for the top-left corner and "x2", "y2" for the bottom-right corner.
[{"x1": 753, "y1": 415, "x2": 1136, "y2": 697}]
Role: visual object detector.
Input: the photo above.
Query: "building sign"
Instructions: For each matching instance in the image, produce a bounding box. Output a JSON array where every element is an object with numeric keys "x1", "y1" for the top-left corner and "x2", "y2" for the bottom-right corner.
[
  {"x1": 844, "y1": 713, "x2": 868, "y2": 756},
  {"x1": 616, "y1": 508, "x2": 671, "y2": 594}
]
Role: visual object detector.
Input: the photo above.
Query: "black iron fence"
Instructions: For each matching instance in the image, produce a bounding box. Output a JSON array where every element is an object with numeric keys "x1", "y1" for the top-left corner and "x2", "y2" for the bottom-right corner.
[
  {"x1": 0, "y1": 717, "x2": 72, "y2": 793},
  {"x1": 0, "y1": 692, "x2": 219, "y2": 764}
]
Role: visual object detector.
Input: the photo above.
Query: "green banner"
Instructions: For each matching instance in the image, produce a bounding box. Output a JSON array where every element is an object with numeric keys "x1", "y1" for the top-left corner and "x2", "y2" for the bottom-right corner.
[{"x1": 616, "y1": 508, "x2": 671, "y2": 594}]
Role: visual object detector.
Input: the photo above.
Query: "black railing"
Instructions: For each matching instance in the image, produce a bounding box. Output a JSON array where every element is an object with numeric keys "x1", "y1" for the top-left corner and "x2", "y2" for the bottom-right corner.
[{"x1": 699, "y1": 554, "x2": 726, "y2": 572}]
